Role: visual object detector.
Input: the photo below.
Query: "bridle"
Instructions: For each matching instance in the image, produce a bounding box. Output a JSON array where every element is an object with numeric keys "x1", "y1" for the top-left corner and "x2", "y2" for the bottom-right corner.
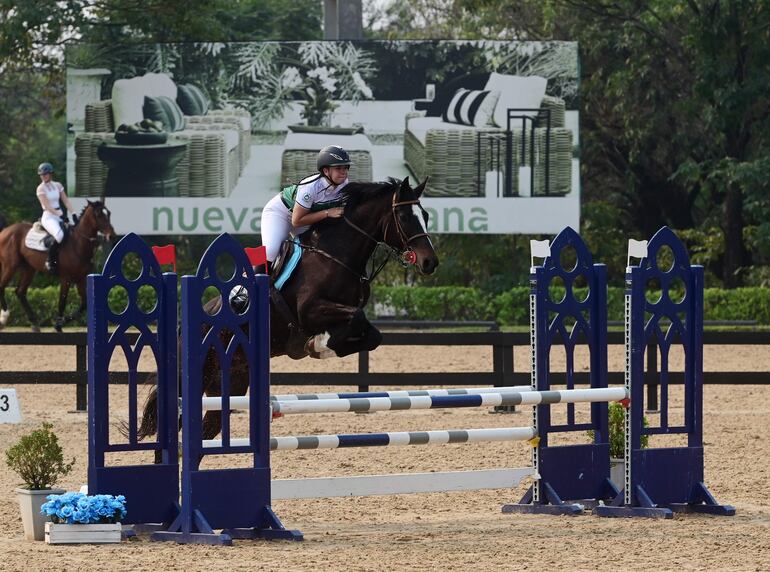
[
  {"x1": 69, "y1": 204, "x2": 113, "y2": 244},
  {"x1": 384, "y1": 193, "x2": 431, "y2": 255},
  {"x1": 296, "y1": 190, "x2": 431, "y2": 284}
]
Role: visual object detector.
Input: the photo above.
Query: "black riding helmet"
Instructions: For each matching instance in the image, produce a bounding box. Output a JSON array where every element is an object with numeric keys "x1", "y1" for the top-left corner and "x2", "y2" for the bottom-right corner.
[
  {"x1": 316, "y1": 145, "x2": 352, "y2": 172},
  {"x1": 38, "y1": 162, "x2": 54, "y2": 175}
]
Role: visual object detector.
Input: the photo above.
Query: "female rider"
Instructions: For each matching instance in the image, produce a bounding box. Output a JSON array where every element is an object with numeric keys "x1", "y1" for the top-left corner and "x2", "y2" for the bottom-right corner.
[
  {"x1": 36, "y1": 162, "x2": 74, "y2": 274},
  {"x1": 260, "y1": 145, "x2": 352, "y2": 268}
]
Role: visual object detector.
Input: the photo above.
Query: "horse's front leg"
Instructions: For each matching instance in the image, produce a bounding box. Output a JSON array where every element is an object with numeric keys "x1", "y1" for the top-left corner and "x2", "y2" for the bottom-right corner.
[
  {"x1": 303, "y1": 302, "x2": 382, "y2": 359},
  {"x1": 54, "y1": 281, "x2": 71, "y2": 332}
]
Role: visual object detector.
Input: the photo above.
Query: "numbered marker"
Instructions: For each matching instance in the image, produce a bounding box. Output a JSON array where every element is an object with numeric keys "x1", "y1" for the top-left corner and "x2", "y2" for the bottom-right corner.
[{"x1": 0, "y1": 389, "x2": 22, "y2": 423}]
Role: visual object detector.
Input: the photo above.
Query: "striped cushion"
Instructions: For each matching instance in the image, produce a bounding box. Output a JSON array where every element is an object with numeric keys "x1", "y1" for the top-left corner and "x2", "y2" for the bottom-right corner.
[
  {"x1": 442, "y1": 88, "x2": 499, "y2": 127},
  {"x1": 143, "y1": 95, "x2": 185, "y2": 132},
  {"x1": 177, "y1": 84, "x2": 210, "y2": 116}
]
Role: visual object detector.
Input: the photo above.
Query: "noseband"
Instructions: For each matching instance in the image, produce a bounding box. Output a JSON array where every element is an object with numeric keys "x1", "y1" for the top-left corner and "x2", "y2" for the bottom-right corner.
[{"x1": 385, "y1": 193, "x2": 431, "y2": 253}]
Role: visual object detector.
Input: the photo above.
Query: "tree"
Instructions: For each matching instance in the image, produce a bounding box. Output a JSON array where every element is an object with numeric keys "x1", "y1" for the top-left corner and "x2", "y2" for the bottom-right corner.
[{"x1": 370, "y1": 0, "x2": 770, "y2": 287}]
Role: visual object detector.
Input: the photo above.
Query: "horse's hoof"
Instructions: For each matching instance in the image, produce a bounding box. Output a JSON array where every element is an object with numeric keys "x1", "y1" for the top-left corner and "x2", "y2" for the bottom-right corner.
[
  {"x1": 31, "y1": 325, "x2": 40, "y2": 333},
  {"x1": 305, "y1": 333, "x2": 335, "y2": 359},
  {"x1": 54, "y1": 318, "x2": 65, "y2": 333}
]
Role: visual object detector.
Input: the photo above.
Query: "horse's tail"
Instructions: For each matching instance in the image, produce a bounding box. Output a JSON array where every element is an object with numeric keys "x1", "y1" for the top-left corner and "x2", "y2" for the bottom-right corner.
[
  {"x1": 136, "y1": 380, "x2": 160, "y2": 440},
  {"x1": 0, "y1": 212, "x2": 6, "y2": 232},
  {"x1": 118, "y1": 375, "x2": 161, "y2": 441}
]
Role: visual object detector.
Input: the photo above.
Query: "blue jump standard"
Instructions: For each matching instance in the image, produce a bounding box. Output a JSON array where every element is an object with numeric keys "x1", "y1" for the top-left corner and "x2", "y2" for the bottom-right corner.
[{"x1": 593, "y1": 227, "x2": 734, "y2": 519}]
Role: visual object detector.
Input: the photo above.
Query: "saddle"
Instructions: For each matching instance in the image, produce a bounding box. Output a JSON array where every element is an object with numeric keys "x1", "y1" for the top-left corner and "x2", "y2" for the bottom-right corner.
[
  {"x1": 24, "y1": 222, "x2": 55, "y2": 252},
  {"x1": 271, "y1": 239, "x2": 302, "y2": 290},
  {"x1": 269, "y1": 239, "x2": 308, "y2": 358}
]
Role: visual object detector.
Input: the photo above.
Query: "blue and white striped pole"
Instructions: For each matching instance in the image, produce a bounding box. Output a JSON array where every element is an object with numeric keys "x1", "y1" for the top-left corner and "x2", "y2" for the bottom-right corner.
[
  {"x1": 203, "y1": 426, "x2": 538, "y2": 450},
  {"x1": 201, "y1": 387, "x2": 628, "y2": 414},
  {"x1": 270, "y1": 385, "x2": 533, "y2": 402}
]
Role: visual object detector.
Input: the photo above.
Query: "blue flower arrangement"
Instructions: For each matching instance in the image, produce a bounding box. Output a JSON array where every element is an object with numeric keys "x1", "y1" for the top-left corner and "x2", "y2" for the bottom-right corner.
[{"x1": 40, "y1": 492, "x2": 126, "y2": 524}]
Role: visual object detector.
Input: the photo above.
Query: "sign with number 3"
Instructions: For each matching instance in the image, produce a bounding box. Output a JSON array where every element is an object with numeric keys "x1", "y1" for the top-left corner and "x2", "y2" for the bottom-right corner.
[{"x1": 0, "y1": 389, "x2": 22, "y2": 423}]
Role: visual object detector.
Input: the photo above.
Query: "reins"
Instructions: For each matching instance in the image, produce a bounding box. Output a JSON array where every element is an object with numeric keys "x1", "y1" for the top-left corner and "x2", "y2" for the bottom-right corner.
[{"x1": 294, "y1": 191, "x2": 428, "y2": 285}]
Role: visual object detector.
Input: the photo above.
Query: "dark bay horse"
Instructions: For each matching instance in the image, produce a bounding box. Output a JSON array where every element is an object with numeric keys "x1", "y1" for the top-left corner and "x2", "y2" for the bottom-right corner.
[
  {"x1": 137, "y1": 177, "x2": 438, "y2": 442},
  {"x1": 0, "y1": 201, "x2": 116, "y2": 332}
]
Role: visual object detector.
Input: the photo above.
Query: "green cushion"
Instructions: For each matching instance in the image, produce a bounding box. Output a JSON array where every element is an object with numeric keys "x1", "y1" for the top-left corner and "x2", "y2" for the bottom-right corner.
[
  {"x1": 143, "y1": 95, "x2": 185, "y2": 132},
  {"x1": 177, "y1": 84, "x2": 210, "y2": 116}
]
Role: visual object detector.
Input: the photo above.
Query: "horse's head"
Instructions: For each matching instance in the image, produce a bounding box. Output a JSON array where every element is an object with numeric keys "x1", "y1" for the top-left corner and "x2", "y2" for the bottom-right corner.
[
  {"x1": 80, "y1": 200, "x2": 116, "y2": 242},
  {"x1": 387, "y1": 177, "x2": 438, "y2": 275}
]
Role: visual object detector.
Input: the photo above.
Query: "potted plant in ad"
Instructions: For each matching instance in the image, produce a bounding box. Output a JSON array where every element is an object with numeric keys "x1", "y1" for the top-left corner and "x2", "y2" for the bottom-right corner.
[
  {"x1": 5, "y1": 422, "x2": 74, "y2": 540},
  {"x1": 41, "y1": 492, "x2": 126, "y2": 544}
]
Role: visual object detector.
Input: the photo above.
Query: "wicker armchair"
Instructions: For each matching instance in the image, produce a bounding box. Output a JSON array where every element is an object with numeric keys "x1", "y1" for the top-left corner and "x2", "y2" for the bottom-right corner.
[
  {"x1": 404, "y1": 95, "x2": 573, "y2": 197},
  {"x1": 75, "y1": 100, "x2": 251, "y2": 198}
]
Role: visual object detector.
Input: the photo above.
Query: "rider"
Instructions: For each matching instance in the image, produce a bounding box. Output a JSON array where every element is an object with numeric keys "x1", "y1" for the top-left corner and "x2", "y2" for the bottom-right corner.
[
  {"x1": 260, "y1": 145, "x2": 351, "y2": 269},
  {"x1": 35, "y1": 162, "x2": 74, "y2": 274}
]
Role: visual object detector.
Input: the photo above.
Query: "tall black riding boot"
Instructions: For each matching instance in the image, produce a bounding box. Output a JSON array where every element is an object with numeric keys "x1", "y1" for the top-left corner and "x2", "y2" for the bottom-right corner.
[{"x1": 45, "y1": 241, "x2": 60, "y2": 275}]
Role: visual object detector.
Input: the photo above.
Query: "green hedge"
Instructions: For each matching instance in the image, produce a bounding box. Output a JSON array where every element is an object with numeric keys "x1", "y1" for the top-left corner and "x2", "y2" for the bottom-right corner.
[
  {"x1": 0, "y1": 284, "x2": 163, "y2": 328},
  {"x1": 3, "y1": 285, "x2": 769, "y2": 329},
  {"x1": 373, "y1": 285, "x2": 770, "y2": 326}
]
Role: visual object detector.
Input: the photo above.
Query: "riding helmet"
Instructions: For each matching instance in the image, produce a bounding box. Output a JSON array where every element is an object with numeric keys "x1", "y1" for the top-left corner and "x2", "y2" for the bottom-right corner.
[
  {"x1": 316, "y1": 145, "x2": 352, "y2": 171},
  {"x1": 37, "y1": 162, "x2": 54, "y2": 175}
]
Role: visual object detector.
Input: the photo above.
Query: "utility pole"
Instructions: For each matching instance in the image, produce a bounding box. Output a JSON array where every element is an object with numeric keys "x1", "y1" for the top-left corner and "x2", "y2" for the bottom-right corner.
[{"x1": 324, "y1": 0, "x2": 363, "y2": 39}]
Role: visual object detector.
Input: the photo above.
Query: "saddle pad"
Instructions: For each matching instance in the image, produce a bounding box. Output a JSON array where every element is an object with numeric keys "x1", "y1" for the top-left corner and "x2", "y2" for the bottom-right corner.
[
  {"x1": 274, "y1": 241, "x2": 302, "y2": 291},
  {"x1": 24, "y1": 222, "x2": 50, "y2": 252}
]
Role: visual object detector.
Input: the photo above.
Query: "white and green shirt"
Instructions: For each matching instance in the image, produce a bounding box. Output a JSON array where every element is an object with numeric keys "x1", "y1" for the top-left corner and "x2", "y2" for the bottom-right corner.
[{"x1": 281, "y1": 174, "x2": 349, "y2": 212}]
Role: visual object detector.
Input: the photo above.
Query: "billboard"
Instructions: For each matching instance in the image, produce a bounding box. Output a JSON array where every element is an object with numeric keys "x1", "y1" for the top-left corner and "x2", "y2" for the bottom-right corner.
[{"x1": 66, "y1": 40, "x2": 580, "y2": 234}]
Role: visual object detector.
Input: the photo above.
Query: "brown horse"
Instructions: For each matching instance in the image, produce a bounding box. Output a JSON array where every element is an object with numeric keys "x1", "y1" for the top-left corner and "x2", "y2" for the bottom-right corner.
[
  {"x1": 0, "y1": 201, "x2": 116, "y2": 332},
  {"x1": 137, "y1": 177, "x2": 439, "y2": 443}
]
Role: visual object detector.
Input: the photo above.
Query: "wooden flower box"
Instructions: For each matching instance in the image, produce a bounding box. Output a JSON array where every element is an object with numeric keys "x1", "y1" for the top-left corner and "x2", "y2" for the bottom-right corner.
[{"x1": 45, "y1": 522, "x2": 122, "y2": 544}]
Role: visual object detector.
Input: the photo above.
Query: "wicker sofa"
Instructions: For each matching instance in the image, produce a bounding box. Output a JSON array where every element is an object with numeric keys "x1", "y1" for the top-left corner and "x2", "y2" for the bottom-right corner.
[
  {"x1": 74, "y1": 75, "x2": 251, "y2": 198},
  {"x1": 404, "y1": 75, "x2": 573, "y2": 198}
]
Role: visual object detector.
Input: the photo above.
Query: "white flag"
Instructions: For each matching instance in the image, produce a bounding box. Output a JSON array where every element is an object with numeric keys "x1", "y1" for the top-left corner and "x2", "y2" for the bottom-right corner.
[
  {"x1": 530, "y1": 239, "x2": 551, "y2": 268},
  {"x1": 627, "y1": 239, "x2": 648, "y2": 268}
]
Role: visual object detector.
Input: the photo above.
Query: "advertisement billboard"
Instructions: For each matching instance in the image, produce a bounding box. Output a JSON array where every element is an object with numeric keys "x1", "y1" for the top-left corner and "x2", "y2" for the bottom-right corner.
[{"x1": 66, "y1": 40, "x2": 580, "y2": 234}]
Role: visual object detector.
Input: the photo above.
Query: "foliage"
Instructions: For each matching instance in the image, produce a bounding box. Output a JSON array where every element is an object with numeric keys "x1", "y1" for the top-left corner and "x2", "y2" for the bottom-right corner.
[
  {"x1": 5, "y1": 423, "x2": 74, "y2": 490},
  {"x1": 372, "y1": 284, "x2": 770, "y2": 326},
  {"x1": 372, "y1": 285, "x2": 494, "y2": 321},
  {"x1": 232, "y1": 42, "x2": 377, "y2": 127},
  {"x1": 4, "y1": 283, "x2": 770, "y2": 328},
  {"x1": 368, "y1": 1, "x2": 770, "y2": 289},
  {"x1": 0, "y1": 71, "x2": 66, "y2": 224},
  {"x1": 588, "y1": 402, "x2": 649, "y2": 458},
  {"x1": 704, "y1": 287, "x2": 770, "y2": 324},
  {"x1": 41, "y1": 492, "x2": 126, "y2": 525}
]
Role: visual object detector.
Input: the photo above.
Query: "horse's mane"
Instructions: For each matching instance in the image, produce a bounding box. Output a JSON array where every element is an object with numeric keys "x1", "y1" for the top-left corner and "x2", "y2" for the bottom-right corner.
[
  {"x1": 341, "y1": 178, "x2": 401, "y2": 211},
  {"x1": 79, "y1": 200, "x2": 104, "y2": 216}
]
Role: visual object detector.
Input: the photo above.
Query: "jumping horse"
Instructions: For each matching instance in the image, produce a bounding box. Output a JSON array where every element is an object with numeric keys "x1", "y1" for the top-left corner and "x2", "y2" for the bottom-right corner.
[
  {"x1": 137, "y1": 177, "x2": 439, "y2": 442},
  {"x1": 0, "y1": 201, "x2": 116, "y2": 332}
]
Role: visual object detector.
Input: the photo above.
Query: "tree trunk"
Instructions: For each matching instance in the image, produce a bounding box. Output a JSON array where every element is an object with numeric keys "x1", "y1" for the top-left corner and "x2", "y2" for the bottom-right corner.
[{"x1": 722, "y1": 182, "x2": 746, "y2": 288}]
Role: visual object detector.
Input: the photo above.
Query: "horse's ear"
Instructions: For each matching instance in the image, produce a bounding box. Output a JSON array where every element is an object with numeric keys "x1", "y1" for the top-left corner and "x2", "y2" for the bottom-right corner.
[
  {"x1": 399, "y1": 176, "x2": 410, "y2": 191},
  {"x1": 86, "y1": 199, "x2": 93, "y2": 205},
  {"x1": 413, "y1": 177, "x2": 429, "y2": 198}
]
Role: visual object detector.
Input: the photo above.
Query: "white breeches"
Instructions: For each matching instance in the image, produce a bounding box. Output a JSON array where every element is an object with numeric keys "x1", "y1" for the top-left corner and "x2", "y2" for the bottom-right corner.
[
  {"x1": 41, "y1": 212, "x2": 64, "y2": 243},
  {"x1": 260, "y1": 194, "x2": 308, "y2": 262}
]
